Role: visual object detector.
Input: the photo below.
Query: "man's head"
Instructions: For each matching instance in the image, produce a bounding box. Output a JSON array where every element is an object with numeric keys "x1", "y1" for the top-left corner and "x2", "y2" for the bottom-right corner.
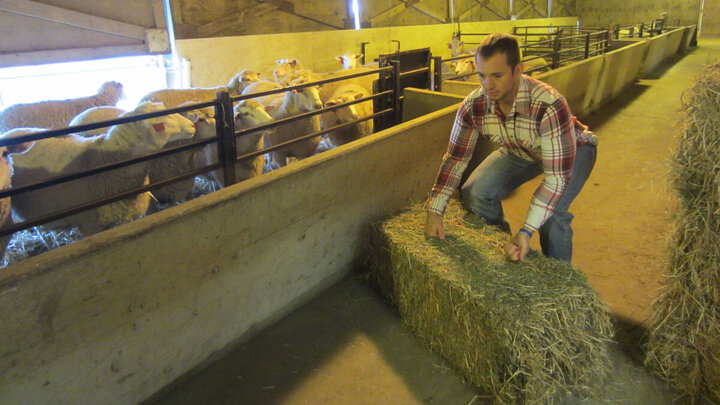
[{"x1": 475, "y1": 33, "x2": 524, "y2": 106}]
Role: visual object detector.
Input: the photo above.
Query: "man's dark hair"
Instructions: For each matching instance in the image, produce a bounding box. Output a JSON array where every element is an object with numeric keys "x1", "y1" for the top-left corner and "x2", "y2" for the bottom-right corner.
[{"x1": 476, "y1": 33, "x2": 521, "y2": 70}]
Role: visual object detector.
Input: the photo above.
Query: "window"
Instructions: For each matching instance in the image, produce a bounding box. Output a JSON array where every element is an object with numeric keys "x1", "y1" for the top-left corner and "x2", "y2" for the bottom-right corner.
[{"x1": 0, "y1": 55, "x2": 171, "y2": 112}]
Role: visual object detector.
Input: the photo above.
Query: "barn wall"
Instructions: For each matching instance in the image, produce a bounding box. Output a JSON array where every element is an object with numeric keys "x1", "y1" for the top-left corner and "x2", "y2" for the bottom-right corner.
[
  {"x1": 173, "y1": 0, "x2": 578, "y2": 38},
  {"x1": 700, "y1": 0, "x2": 720, "y2": 36},
  {"x1": 576, "y1": 0, "x2": 702, "y2": 30},
  {"x1": 0, "y1": 94, "x2": 463, "y2": 405},
  {"x1": 440, "y1": 26, "x2": 691, "y2": 115},
  {"x1": 175, "y1": 17, "x2": 577, "y2": 87}
]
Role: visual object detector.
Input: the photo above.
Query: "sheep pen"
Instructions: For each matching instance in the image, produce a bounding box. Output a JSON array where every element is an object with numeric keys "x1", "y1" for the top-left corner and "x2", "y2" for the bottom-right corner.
[
  {"x1": 644, "y1": 60, "x2": 720, "y2": 403},
  {"x1": 365, "y1": 200, "x2": 614, "y2": 404}
]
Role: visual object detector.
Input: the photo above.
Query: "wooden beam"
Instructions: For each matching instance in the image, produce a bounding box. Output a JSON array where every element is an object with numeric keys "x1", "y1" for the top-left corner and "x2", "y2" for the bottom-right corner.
[
  {"x1": 196, "y1": 3, "x2": 277, "y2": 37},
  {"x1": 262, "y1": 0, "x2": 294, "y2": 13},
  {"x1": 411, "y1": 1, "x2": 446, "y2": 23},
  {"x1": 369, "y1": 1, "x2": 406, "y2": 26},
  {"x1": 0, "y1": 44, "x2": 149, "y2": 68},
  {"x1": 0, "y1": 0, "x2": 146, "y2": 41},
  {"x1": 152, "y1": 0, "x2": 166, "y2": 28}
]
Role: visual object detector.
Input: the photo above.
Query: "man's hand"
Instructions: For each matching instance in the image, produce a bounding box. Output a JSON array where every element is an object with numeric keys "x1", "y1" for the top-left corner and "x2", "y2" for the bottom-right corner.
[
  {"x1": 504, "y1": 230, "x2": 530, "y2": 261},
  {"x1": 425, "y1": 211, "x2": 446, "y2": 240}
]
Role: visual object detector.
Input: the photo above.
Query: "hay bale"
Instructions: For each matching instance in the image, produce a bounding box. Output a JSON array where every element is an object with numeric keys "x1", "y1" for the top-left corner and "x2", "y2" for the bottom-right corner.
[
  {"x1": 366, "y1": 200, "x2": 613, "y2": 404},
  {"x1": 645, "y1": 60, "x2": 720, "y2": 402}
]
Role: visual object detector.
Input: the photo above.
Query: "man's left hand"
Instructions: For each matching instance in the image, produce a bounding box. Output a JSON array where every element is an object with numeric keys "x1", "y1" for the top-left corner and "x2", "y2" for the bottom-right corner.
[{"x1": 504, "y1": 231, "x2": 530, "y2": 261}]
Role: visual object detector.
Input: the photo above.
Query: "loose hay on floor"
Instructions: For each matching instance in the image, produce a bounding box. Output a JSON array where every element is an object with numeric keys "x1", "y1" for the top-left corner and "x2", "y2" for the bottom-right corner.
[
  {"x1": 365, "y1": 200, "x2": 613, "y2": 404},
  {"x1": 645, "y1": 60, "x2": 720, "y2": 403}
]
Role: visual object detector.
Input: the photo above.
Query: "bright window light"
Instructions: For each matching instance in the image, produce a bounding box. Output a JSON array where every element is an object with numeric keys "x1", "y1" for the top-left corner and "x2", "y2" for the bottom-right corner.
[
  {"x1": 352, "y1": 0, "x2": 361, "y2": 30},
  {"x1": 0, "y1": 55, "x2": 170, "y2": 111}
]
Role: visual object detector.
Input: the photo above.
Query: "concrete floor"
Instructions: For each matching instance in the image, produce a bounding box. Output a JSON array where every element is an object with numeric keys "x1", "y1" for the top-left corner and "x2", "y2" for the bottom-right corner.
[{"x1": 147, "y1": 38, "x2": 720, "y2": 405}]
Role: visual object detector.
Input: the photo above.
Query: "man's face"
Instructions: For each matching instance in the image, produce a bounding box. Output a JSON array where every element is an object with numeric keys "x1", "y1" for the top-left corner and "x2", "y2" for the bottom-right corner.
[{"x1": 475, "y1": 51, "x2": 522, "y2": 106}]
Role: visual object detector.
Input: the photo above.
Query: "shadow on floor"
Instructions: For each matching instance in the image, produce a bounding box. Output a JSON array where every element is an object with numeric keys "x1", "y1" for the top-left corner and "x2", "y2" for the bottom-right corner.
[{"x1": 145, "y1": 273, "x2": 482, "y2": 405}]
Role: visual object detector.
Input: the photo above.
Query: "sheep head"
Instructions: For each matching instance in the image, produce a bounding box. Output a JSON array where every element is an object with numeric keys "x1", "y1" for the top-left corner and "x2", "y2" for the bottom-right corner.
[
  {"x1": 287, "y1": 79, "x2": 323, "y2": 112},
  {"x1": 273, "y1": 58, "x2": 303, "y2": 81},
  {"x1": 97, "y1": 81, "x2": 125, "y2": 105},
  {"x1": 336, "y1": 53, "x2": 364, "y2": 69},
  {"x1": 0, "y1": 128, "x2": 37, "y2": 189},
  {"x1": 326, "y1": 93, "x2": 363, "y2": 123},
  {"x1": 234, "y1": 99, "x2": 274, "y2": 130}
]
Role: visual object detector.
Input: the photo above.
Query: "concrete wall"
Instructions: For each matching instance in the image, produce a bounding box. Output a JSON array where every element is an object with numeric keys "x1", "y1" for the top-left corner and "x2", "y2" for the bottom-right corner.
[
  {"x1": 591, "y1": 40, "x2": 648, "y2": 108},
  {"x1": 175, "y1": 17, "x2": 578, "y2": 87},
  {"x1": 701, "y1": 0, "x2": 720, "y2": 36},
  {"x1": 440, "y1": 26, "x2": 691, "y2": 117},
  {"x1": 537, "y1": 55, "x2": 605, "y2": 116},
  {"x1": 0, "y1": 97, "x2": 461, "y2": 405},
  {"x1": 640, "y1": 27, "x2": 688, "y2": 75}
]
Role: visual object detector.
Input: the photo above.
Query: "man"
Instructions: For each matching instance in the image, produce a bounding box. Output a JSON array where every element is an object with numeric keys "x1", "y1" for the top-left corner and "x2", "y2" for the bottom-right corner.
[{"x1": 424, "y1": 33, "x2": 597, "y2": 263}]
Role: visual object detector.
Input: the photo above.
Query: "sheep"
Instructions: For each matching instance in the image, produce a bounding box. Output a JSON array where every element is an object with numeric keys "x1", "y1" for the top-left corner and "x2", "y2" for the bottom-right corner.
[
  {"x1": 148, "y1": 103, "x2": 216, "y2": 206},
  {"x1": 249, "y1": 77, "x2": 323, "y2": 167},
  {"x1": 68, "y1": 106, "x2": 126, "y2": 136},
  {"x1": 451, "y1": 56, "x2": 549, "y2": 83},
  {"x1": 448, "y1": 34, "x2": 477, "y2": 57},
  {"x1": 0, "y1": 133, "x2": 35, "y2": 259},
  {"x1": 0, "y1": 81, "x2": 124, "y2": 133},
  {"x1": 139, "y1": 69, "x2": 262, "y2": 108},
  {"x1": 522, "y1": 56, "x2": 550, "y2": 76},
  {"x1": 198, "y1": 99, "x2": 272, "y2": 186},
  {"x1": 9, "y1": 102, "x2": 196, "y2": 236},
  {"x1": 337, "y1": 52, "x2": 364, "y2": 69},
  {"x1": 226, "y1": 69, "x2": 263, "y2": 94},
  {"x1": 322, "y1": 84, "x2": 374, "y2": 147},
  {"x1": 240, "y1": 80, "x2": 286, "y2": 105},
  {"x1": 316, "y1": 67, "x2": 378, "y2": 107},
  {"x1": 453, "y1": 57, "x2": 477, "y2": 81},
  {"x1": 273, "y1": 58, "x2": 303, "y2": 82}
]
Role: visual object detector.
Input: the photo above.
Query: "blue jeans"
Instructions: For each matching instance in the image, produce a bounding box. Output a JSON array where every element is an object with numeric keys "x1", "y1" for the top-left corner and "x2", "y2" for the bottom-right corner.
[{"x1": 460, "y1": 144, "x2": 597, "y2": 262}]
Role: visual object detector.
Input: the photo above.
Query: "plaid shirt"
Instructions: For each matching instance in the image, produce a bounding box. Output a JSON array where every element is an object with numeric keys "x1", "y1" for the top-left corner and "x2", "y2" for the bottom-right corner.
[{"x1": 425, "y1": 75, "x2": 597, "y2": 232}]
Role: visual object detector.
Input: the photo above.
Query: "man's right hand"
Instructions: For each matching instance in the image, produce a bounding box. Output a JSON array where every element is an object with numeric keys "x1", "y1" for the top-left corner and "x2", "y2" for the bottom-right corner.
[{"x1": 425, "y1": 211, "x2": 446, "y2": 239}]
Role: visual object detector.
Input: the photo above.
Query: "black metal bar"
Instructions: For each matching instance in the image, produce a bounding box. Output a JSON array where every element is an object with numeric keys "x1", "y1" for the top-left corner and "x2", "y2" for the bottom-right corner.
[
  {"x1": 432, "y1": 56, "x2": 442, "y2": 91},
  {"x1": 552, "y1": 29, "x2": 561, "y2": 69},
  {"x1": 391, "y1": 60, "x2": 402, "y2": 126},
  {"x1": 215, "y1": 91, "x2": 237, "y2": 187},
  {"x1": 259, "y1": 109, "x2": 392, "y2": 158},
  {"x1": 0, "y1": 136, "x2": 216, "y2": 199},
  {"x1": 0, "y1": 100, "x2": 217, "y2": 147},
  {"x1": 361, "y1": 42, "x2": 369, "y2": 64}
]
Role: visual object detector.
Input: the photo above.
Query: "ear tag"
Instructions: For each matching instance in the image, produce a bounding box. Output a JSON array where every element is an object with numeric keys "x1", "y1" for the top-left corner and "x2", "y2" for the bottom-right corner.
[{"x1": 153, "y1": 122, "x2": 166, "y2": 132}]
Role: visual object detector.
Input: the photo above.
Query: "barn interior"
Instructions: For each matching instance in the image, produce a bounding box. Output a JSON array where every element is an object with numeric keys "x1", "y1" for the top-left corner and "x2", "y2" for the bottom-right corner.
[{"x1": 0, "y1": 1, "x2": 718, "y2": 404}]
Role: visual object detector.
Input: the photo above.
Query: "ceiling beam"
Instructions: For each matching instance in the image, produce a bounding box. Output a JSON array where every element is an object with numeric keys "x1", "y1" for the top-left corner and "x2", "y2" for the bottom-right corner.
[{"x1": 0, "y1": 0, "x2": 146, "y2": 41}]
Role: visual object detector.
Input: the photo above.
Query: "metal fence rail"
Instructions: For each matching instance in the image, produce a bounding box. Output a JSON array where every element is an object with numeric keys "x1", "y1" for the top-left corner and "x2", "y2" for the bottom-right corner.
[
  {"x1": 433, "y1": 26, "x2": 611, "y2": 90},
  {"x1": 0, "y1": 66, "x2": 402, "y2": 239}
]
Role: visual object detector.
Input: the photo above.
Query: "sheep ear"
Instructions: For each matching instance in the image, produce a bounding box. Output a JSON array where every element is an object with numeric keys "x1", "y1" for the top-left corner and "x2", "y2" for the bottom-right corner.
[
  {"x1": 354, "y1": 93, "x2": 363, "y2": 100},
  {"x1": 326, "y1": 101, "x2": 336, "y2": 107},
  {"x1": 290, "y1": 59, "x2": 298, "y2": 67},
  {"x1": 264, "y1": 105, "x2": 276, "y2": 113}
]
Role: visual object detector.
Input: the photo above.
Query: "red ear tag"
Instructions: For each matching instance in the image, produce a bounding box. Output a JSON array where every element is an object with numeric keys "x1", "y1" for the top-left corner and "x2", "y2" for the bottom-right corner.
[{"x1": 153, "y1": 122, "x2": 165, "y2": 132}]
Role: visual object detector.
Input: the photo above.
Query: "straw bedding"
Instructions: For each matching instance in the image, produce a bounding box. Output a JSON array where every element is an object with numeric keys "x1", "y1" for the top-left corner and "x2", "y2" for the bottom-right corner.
[
  {"x1": 366, "y1": 200, "x2": 613, "y2": 404},
  {"x1": 645, "y1": 60, "x2": 720, "y2": 403}
]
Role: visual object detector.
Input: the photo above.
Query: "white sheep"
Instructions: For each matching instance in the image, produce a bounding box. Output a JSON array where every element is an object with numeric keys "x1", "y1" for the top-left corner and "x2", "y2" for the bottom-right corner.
[
  {"x1": 0, "y1": 134, "x2": 35, "y2": 259},
  {"x1": 248, "y1": 77, "x2": 323, "y2": 167},
  {"x1": 140, "y1": 69, "x2": 262, "y2": 108},
  {"x1": 322, "y1": 84, "x2": 374, "y2": 147},
  {"x1": 316, "y1": 67, "x2": 378, "y2": 107},
  {"x1": 148, "y1": 104, "x2": 217, "y2": 206},
  {"x1": 68, "y1": 106, "x2": 126, "y2": 136},
  {"x1": 240, "y1": 81, "x2": 285, "y2": 106},
  {"x1": 0, "y1": 81, "x2": 124, "y2": 134},
  {"x1": 199, "y1": 99, "x2": 272, "y2": 186},
  {"x1": 273, "y1": 58, "x2": 304, "y2": 82},
  {"x1": 453, "y1": 58, "x2": 477, "y2": 81},
  {"x1": 9, "y1": 102, "x2": 195, "y2": 236},
  {"x1": 226, "y1": 69, "x2": 263, "y2": 94},
  {"x1": 336, "y1": 52, "x2": 364, "y2": 69}
]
